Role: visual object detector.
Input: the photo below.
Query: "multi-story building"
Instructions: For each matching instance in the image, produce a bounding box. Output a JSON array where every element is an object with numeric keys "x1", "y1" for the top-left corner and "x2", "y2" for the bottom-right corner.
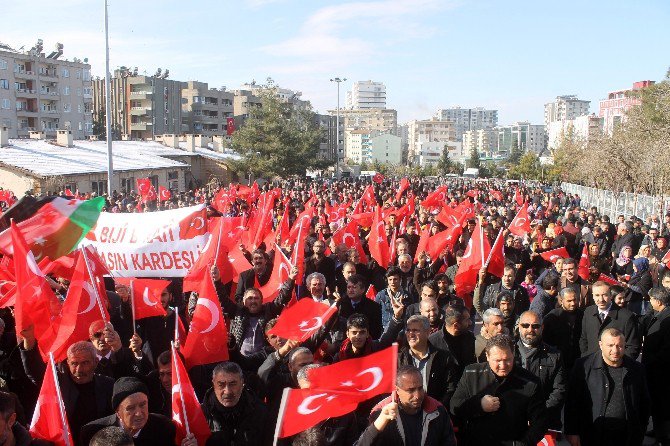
[
  {"x1": 181, "y1": 81, "x2": 234, "y2": 138},
  {"x1": 543, "y1": 95, "x2": 590, "y2": 129},
  {"x1": 314, "y1": 113, "x2": 336, "y2": 162},
  {"x1": 434, "y1": 107, "x2": 498, "y2": 142},
  {"x1": 346, "y1": 80, "x2": 386, "y2": 109},
  {"x1": 234, "y1": 82, "x2": 309, "y2": 117},
  {"x1": 495, "y1": 122, "x2": 546, "y2": 155},
  {"x1": 92, "y1": 67, "x2": 184, "y2": 140},
  {"x1": 463, "y1": 128, "x2": 498, "y2": 158},
  {"x1": 407, "y1": 118, "x2": 456, "y2": 165},
  {"x1": 599, "y1": 80, "x2": 654, "y2": 135},
  {"x1": 0, "y1": 40, "x2": 93, "y2": 138},
  {"x1": 344, "y1": 129, "x2": 371, "y2": 164},
  {"x1": 329, "y1": 108, "x2": 397, "y2": 163},
  {"x1": 547, "y1": 114, "x2": 603, "y2": 150},
  {"x1": 370, "y1": 133, "x2": 402, "y2": 165}
]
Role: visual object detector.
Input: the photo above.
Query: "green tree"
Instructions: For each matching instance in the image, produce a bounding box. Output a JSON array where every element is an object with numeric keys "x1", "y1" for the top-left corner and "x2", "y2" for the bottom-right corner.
[
  {"x1": 437, "y1": 145, "x2": 455, "y2": 174},
  {"x1": 509, "y1": 152, "x2": 542, "y2": 180},
  {"x1": 507, "y1": 138, "x2": 524, "y2": 166},
  {"x1": 467, "y1": 146, "x2": 481, "y2": 169},
  {"x1": 231, "y1": 81, "x2": 327, "y2": 178}
]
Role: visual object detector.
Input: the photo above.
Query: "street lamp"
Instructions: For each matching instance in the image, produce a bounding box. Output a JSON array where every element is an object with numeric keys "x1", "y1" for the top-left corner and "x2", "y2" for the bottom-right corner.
[{"x1": 330, "y1": 77, "x2": 346, "y2": 179}]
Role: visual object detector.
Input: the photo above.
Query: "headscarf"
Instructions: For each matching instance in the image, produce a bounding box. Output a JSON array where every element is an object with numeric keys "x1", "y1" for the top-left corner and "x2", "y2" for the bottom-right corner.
[
  {"x1": 616, "y1": 245, "x2": 632, "y2": 267},
  {"x1": 633, "y1": 257, "x2": 650, "y2": 274}
]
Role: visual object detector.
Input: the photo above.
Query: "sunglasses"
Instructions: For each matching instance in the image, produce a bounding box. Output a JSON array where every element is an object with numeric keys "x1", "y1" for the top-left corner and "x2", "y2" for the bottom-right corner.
[{"x1": 519, "y1": 323, "x2": 541, "y2": 330}]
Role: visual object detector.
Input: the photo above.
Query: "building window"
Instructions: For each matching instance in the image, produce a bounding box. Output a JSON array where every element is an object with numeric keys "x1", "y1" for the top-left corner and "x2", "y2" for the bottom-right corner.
[
  {"x1": 78, "y1": 104, "x2": 82, "y2": 113},
  {"x1": 1, "y1": 99, "x2": 9, "y2": 109},
  {"x1": 62, "y1": 68, "x2": 69, "y2": 78},
  {"x1": 91, "y1": 181, "x2": 107, "y2": 195},
  {"x1": 62, "y1": 86, "x2": 70, "y2": 96},
  {"x1": 78, "y1": 122, "x2": 83, "y2": 131},
  {"x1": 0, "y1": 60, "x2": 6, "y2": 70},
  {"x1": 76, "y1": 70, "x2": 81, "y2": 79},
  {"x1": 83, "y1": 70, "x2": 91, "y2": 81},
  {"x1": 63, "y1": 103, "x2": 71, "y2": 112},
  {"x1": 0, "y1": 79, "x2": 7, "y2": 89}
]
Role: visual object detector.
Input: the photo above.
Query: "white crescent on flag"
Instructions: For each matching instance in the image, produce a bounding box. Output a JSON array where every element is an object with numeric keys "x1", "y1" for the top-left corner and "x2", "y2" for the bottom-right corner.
[{"x1": 196, "y1": 298, "x2": 220, "y2": 333}]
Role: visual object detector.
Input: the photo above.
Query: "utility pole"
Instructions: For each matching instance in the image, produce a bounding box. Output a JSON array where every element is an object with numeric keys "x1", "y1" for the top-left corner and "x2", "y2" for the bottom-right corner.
[{"x1": 330, "y1": 77, "x2": 346, "y2": 179}]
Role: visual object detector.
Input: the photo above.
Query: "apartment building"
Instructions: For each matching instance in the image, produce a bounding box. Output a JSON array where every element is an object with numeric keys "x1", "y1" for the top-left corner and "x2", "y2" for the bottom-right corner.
[
  {"x1": 599, "y1": 80, "x2": 654, "y2": 135},
  {"x1": 182, "y1": 81, "x2": 234, "y2": 139},
  {"x1": 496, "y1": 122, "x2": 546, "y2": 155},
  {"x1": 0, "y1": 40, "x2": 93, "y2": 138},
  {"x1": 407, "y1": 118, "x2": 456, "y2": 164},
  {"x1": 92, "y1": 67, "x2": 184, "y2": 140},
  {"x1": 543, "y1": 95, "x2": 590, "y2": 129},
  {"x1": 546, "y1": 114, "x2": 603, "y2": 150},
  {"x1": 434, "y1": 107, "x2": 498, "y2": 142},
  {"x1": 463, "y1": 128, "x2": 498, "y2": 158},
  {"x1": 346, "y1": 80, "x2": 386, "y2": 109}
]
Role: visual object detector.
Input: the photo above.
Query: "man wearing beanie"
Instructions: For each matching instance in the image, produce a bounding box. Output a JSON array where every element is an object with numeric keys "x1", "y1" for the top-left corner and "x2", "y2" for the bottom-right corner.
[{"x1": 79, "y1": 377, "x2": 180, "y2": 446}]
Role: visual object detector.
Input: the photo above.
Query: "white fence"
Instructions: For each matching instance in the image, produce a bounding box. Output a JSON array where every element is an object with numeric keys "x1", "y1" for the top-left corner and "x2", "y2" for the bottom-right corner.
[{"x1": 560, "y1": 182, "x2": 670, "y2": 222}]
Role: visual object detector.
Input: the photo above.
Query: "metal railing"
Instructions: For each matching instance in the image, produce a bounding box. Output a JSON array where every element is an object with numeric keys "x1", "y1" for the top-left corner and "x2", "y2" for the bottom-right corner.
[{"x1": 560, "y1": 182, "x2": 670, "y2": 221}]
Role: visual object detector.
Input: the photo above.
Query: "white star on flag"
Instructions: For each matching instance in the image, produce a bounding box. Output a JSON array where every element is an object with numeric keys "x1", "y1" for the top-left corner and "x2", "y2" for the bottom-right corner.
[
  {"x1": 341, "y1": 380, "x2": 354, "y2": 387},
  {"x1": 34, "y1": 236, "x2": 46, "y2": 245}
]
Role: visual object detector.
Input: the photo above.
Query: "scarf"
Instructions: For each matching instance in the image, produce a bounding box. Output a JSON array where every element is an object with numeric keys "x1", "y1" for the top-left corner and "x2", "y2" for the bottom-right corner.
[{"x1": 615, "y1": 246, "x2": 632, "y2": 267}]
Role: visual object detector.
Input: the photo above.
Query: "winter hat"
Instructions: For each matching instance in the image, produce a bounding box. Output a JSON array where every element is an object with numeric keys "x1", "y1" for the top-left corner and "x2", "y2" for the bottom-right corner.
[{"x1": 112, "y1": 377, "x2": 149, "y2": 409}]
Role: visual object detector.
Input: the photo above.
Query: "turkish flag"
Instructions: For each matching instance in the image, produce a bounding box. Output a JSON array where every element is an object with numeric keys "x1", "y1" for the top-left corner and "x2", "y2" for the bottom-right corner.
[
  {"x1": 427, "y1": 224, "x2": 463, "y2": 261},
  {"x1": 466, "y1": 190, "x2": 478, "y2": 198},
  {"x1": 277, "y1": 344, "x2": 398, "y2": 438},
  {"x1": 539, "y1": 247, "x2": 571, "y2": 263},
  {"x1": 388, "y1": 228, "x2": 398, "y2": 264},
  {"x1": 435, "y1": 206, "x2": 461, "y2": 228},
  {"x1": 116, "y1": 278, "x2": 169, "y2": 319},
  {"x1": 661, "y1": 249, "x2": 670, "y2": 267},
  {"x1": 485, "y1": 230, "x2": 506, "y2": 278},
  {"x1": 291, "y1": 218, "x2": 308, "y2": 285},
  {"x1": 348, "y1": 211, "x2": 374, "y2": 228},
  {"x1": 331, "y1": 220, "x2": 367, "y2": 264},
  {"x1": 372, "y1": 173, "x2": 384, "y2": 184},
  {"x1": 454, "y1": 199, "x2": 475, "y2": 220},
  {"x1": 509, "y1": 202, "x2": 531, "y2": 237},
  {"x1": 394, "y1": 178, "x2": 410, "y2": 202},
  {"x1": 361, "y1": 185, "x2": 377, "y2": 209},
  {"x1": 369, "y1": 207, "x2": 390, "y2": 269},
  {"x1": 250, "y1": 194, "x2": 276, "y2": 249},
  {"x1": 136, "y1": 178, "x2": 152, "y2": 196},
  {"x1": 490, "y1": 190, "x2": 503, "y2": 201},
  {"x1": 454, "y1": 220, "x2": 490, "y2": 299},
  {"x1": 212, "y1": 188, "x2": 231, "y2": 214},
  {"x1": 258, "y1": 248, "x2": 293, "y2": 304},
  {"x1": 275, "y1": 207, "x2": 290, "y2": 246},
  {"x1": 288, "y1": 208, "x2": 314, "y2": 246},
  {"x1": 578, "y1": 244, "x2": 591, "y2": 281},
  {"x1": 171, "y1": 345, "x2": 211, "y2": 446},
  {"x1": 366, "y1": 284, "x2": 377, "y2": 301},
  {"x1": 420, "y1": 185, "x2": 448, "y2": 208},
  {"x1": 182, "y1": 275, "x2": 229, "y2": 369},
  {"x1": 30, "y1": 354, "x2": 74, "y2": 446},
  {"x1": 11, "y1": 221, "x2": 60, "y2": 340},
  {"x1": 413, "y1": 228, "x2": 431, "y2": 263},
  {"x1": 184, "y1": 217, "x2": 235, "y2": 292},
  {"x1": 46, "y1": 251, "x2": 110, "y2": 361},
  {"x1": 598, "y1": 273, "x2": 619, "y2": 286},
  {"x1": 267, "y1": 298, "x2": 337, "y2": 342},
  {"x1": 178, "y1": 208, "x2": 208, "y2": 240},
  {"x1": 64, "y1": 189, "x2": 73, "y2": 197},
  {"x1": 158, "y1": 186, "x2": 172, "y2": 202}
]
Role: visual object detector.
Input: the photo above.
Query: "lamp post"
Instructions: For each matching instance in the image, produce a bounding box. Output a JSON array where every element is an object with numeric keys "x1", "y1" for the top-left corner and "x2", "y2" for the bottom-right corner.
[{"x1": 330, "y1": 77, "x2": 346, "y2": 179}]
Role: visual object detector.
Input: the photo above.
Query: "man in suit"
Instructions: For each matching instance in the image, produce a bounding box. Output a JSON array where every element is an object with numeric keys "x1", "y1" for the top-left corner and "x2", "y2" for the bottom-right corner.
[
  {"x1": 79, "y1": 377, "x2": 179, "y2": 446},
  {"x1": 338, "y1": 274, "x2": 383, "y2": 340},
  {"x1": 579, "y1": 281, "x2": 640, "y2": 359},
  {"x1": 234, "y1": 249, "x2": 272, "y2": 303}
]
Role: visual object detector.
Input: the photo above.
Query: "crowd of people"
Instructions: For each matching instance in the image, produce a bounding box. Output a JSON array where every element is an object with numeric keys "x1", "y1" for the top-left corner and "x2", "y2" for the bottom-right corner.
[{"x1": 1, "y1": 176, "x2": 670, "y2": 446}]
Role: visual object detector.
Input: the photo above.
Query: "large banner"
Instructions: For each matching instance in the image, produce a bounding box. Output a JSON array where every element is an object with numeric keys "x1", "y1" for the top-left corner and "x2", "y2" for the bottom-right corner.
[{"x1": 82, "y1": 205, "x2": 209, "y2": 278}]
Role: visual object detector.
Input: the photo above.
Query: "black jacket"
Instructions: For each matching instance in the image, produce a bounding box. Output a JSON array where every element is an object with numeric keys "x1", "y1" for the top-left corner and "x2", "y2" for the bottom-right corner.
[
  {"x1": 398, "y1": 342, "x2": 459, "y2": 407},
  {"x1": 337, "y1": 297, "x2": 383, "y2": 341},
  {"x1": 513, "y1": 341, "x2": 566, "y2": 426},
  {"x1": 202, "y1": 388, "x2": 270, "y2": 446},
  {"x1": 474, "y1": 280, "x2": 530, "y2": 318},
  {"x1": 543, "y1": 307, "x2": 583, "y2": 370},
  {"x1": 428, "y1": 328, "x2": 476, "y2": 380},
  {"x1": 564, "y1": 352, "x2": 650, "y2": 446},
  {"x1": 79, "y1": 413, "x2": 176, "y2": 446},
  {"x1": 356, "y1": 395, "x2": 456, "y2": 446},
  {"x1": 234, "y1": 266, "x2": 272, "y2": 303},
  {"x1": 450, "y1": 362, "x2": 549, "y2": 446},
  {"x1": 579, "y1": 303, "x2": 640, "y2": 359},
  {"x1": 641, "y1": 306, "x2": 670, "y2": 374}
]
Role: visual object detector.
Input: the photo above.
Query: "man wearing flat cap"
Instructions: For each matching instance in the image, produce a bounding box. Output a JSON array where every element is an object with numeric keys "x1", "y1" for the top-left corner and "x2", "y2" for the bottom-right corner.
[{"x1": 79, "y1": 376, "x2": 187, "y2": 446}]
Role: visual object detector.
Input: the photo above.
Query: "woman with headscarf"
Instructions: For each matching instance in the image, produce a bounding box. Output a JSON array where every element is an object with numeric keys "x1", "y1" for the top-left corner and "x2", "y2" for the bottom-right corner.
[
  {"x1": 611, "y1": 245, "x2": 634, "y2": 280},
  {"x1": 625, "y1": 257, "x2": 653, "y2": 315}
]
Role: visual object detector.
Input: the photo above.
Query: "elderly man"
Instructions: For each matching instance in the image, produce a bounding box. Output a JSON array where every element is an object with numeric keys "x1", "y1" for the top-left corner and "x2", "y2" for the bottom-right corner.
[
  {"x1": 204, "y1": 361, "x2": 270, "y2": 446},
  {"x1": 398, "y1": 315, "x2": 459, "y2": 406},
  {"x1": 304, "y1": 239, "x2": 337, "y2": 293},
  {"x1": 515, "y1": 311, "x2": 567, "y2": 429},
  {"x1": 429, "y1": 305, "x2": 476, "y2": 380},
  {"x1": 20, "y1": 334, "x2": 114, "y2": 441},
  {"x1": 79, "y1": 377, "x2": 177, "y2": 446},
  {"x1": 87, "y1": 320, "x2": 152, "y2": 380},
  {"x1": 450, "y1": 334, "x2": 548, "y2": 446},
  {"x1": 419, "y1": 298, "x2": 443, "y2": 334},
  {"x1": 357, "y1": 365, "x2": 456, "y2": 446},
  {"x1": 301, "y1": 272, "x2": 331, "y2": 303},
  {"x1": 475, "y1": 308, "x2": 506, "y2": 362},
  {"x1": 565, "y1": 328, "x2": 650, "y2": 446},
  {"x1": 579, "y1": 281, "x2": 640, "y2": 359}
]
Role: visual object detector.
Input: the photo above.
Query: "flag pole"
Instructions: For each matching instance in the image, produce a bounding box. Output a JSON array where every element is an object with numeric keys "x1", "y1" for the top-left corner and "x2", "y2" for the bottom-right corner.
[
  {"x1": 171, "y1": 343, "x2": 191, "y2": 436},
  {"x1": 129, "y1": 279, "x2": 136, "y2": 334},
  {"x1": 390, "y1": 342, "x2": 399, "y2": 403},
  {"x1": 81, "y1": 248, "x2": 107, "y2": 324},
  {"x1": 49, "y1": 352, "x2": 72, "y2": 446},
  {"x1": 272, "y1": 387, "x2": 290, "y2": 446},
  {"x1": 213, "y1": 218, "x2": 223, "y2": 268},
  {"x1": 479, "y1": 221, "x2": 485, "y2": 266},
  {"x1": 173, "y1": 306, "x2": 180, "y2": 343}
]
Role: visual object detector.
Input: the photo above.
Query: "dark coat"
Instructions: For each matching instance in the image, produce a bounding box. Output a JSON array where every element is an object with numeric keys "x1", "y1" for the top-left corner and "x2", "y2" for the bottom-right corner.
[
  {"x1": 356, "y1": 395, "x2": 456, "y2": 446},
  {"x1": 475, "y1": 280, "x2": 530, "y2": 318},
  {"x1": 641, "y1": 306, "x2": 670, "y2": 418},
  {"x1": 626, "y1": 269, "x2": 653, "y2": 303},
  {"x1": 450, "y1": 362, "x2": 548, "y2": 446},
  {"x1": 528, "y1": 288, "x2": 557, "y2": 319},
  {"x1": 337, "y1": 296, "x2": 383, "y2": 340},
  {"x1": 202, "y1": 388, "x2": 270, "y2": 446},
  {"x1": 304, "y1": 255, "x2": 337, "y2": 293},
  {"x1": 398, "y1": 342, "x2": 459, "y2": 406},
  {"x1": 543, "y1": 307, "x2": 583, "y2": 370},
  {"x1": 579, "y1": 303, "x2": 640, "y2": 359},
  {"x1": 79, "y1": 413, "x2": 176, "y2": 446},
  {"x1": 234, "y1": 266, "x2": 272, "y2": 303},
  {"x1": 564, "y1": 352, "x2": 650, "y2": 446},
  {"x1": 428, "y1": 328, "x2": 476, "y2": 380}
]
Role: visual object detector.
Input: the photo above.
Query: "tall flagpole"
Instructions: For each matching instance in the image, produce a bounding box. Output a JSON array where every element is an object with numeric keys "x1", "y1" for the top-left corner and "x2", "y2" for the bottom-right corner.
[
  {"x1": 104, "y1": 0, "x2": 114, "y2": 195},
  {"x1": 50, "y1": 353, "x2": 72, "y2": 446}
]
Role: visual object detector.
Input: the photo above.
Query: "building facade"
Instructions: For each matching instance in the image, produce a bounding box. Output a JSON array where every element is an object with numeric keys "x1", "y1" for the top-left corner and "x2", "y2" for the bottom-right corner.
[
  {"x1": 92, "y1": 68, "x2": 184, "y2": 140},
  {"x1": 407, "y1": 118, "x2": 456, "y2": 165},
  {"x1": 434, "y1": 107, "x2": 498, "y2": 142},
  {"x1": 547, "y1": 114, "x2": 603, "y2": 150},
  {"x1": 181, "y1": 81, "x2": 234, "y2": 138},
  {"x1": 346, "y1": 80, "x2": 387, "y2": 109},
  {"x1": 344, "y1": 129, "x2": 371, "y2": 164},
  {"x1": 463, "y1": 128, "x2": 498, "y2": 158},
  {"x1": 543, "y1": 95, "x2": 590, "y2": 129},
  {"x1": 496, "y1": 122, "x2": 546, "y2": 155},
  {"x1": 599, "y1": 80, "x2": 654, "y2": 135},
  {"x1": 370, "y1": 133, "x2": 402, "y2": 164},
  {"x1": 0, "y1": 40, "x2": 93, "y2": 139}
]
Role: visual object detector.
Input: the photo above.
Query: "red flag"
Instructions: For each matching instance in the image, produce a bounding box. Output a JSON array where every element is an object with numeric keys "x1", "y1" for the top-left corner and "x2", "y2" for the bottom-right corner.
[
  {"x1": 64, "y1": 189, "x2": 73, "y2": 197},
  {"x1": 661, "y1": 249, "x2": 670, "y2": 267},
  {"x1": 182, "y1": 275, "x2": 229, "y2": 368},
  {"x1": 212, "y1": 188, "x2": 232, "y2": 214},
  {"x1": 171, "y1": 345, "x2": 211, "y2": 445},
  {"x1": 388, "y1": 228, "x2": 398, "y2": 264},
  {"x1": 276, "y1": 345, "x2": 398, "y2": 438},
  {"x1": 178, "y1": 208, "x2": 208, "y2": 240},
  {"x1": 291, "y1": 218, "x2": 308, "y2": 285},
  {"x1": 435, "y1": 206, "x2": 461, "y2": 228},
  {"x1": 158, "y1": 186, "x2": 172, "y2": 202},
  {"x1": 578, "y1": 244, "x2": 591, "y2": 281},
  {"x1": 288, "y1": 208, "x2": 314, "y2": 246},
  {"x1": 394, "y1": 178, "x2": 410, "y2": 202},
  {"x1": 331, "y1": 220, "x2": 367, "y2": 264},
  {"x1": 369, "y1": 206, "x2": 390, "y2": 269},
  {"x1": 454, "y1": 199, "x2": 475, "y2": 220},
  {"x1": 30, "y1": 354, "x2": 74, "y2": 446},
  {"x1": 372, "y1": 173, "x2": 384, "y2": 184},
  {"x1": 420, "y1": 186, "x2": 447, "y2": 208},
  {"x1": 267, "y1": 298, "x2": 337, "y2": 342},
  {"x1": 454, "y1": 220, "x2": 490, "y2": 299},
  {"x1": 258, "y1": 248, "x2": 293, "y2": 304},
  {"x1": 485, "y1": 230, "x2": 506, "y2": 278},
  {"x1": 361, "y1": 185, "x2": 377, "y2": 209},
  {"x1": 116, "y1": 278, "x2": 170, "y2": 320},
  {"x1": 226, "y1": 117, "x2": 235, "y2": 136},
  {"x1": 539, "y1": 247, "x2": 570, "y2": 263},
  {"x1": 183, "y1": 217, "x2": 234, "y2": 292},
  {"x1": 538, "y1": 432, "x2": 557, "y2": 446},
  {"x1": 136, "y1": 178, "x2": 152, "y2": 196},
  {"x1": 509, "y1": 202, "x2": 531, "y2": 237},
  {"x1": 348, "y1": 212, "x2": 374, "y2": 228},
  {"x1": 427, "y1": 224, "x2": 463, "y2": 261},
  {"x1": 490, "y1": 190, "x2": 503, "y2": 201},
  {"x1": 413, "y1": 228, "x2": 431, "y2": 263},
  {"x1": 515, "y1": 188, "x2": 524, "y2": 207},
  {"x1": 11, "y1": 221, "x2": 60, "y2": 340},
  {"x1": 366, "y1": 284, "x2": 377, "y2": 300},
  {"x1": 598, "y1": 273, "x2": 619, "y2": 286},
  {"x1": 465, "y1": 190, "x2": 478, "y2": 198}
]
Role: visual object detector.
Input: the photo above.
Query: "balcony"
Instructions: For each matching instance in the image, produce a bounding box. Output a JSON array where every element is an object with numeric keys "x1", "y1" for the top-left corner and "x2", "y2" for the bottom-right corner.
[
  {"x1": 16, "y1": 108, "x2": 38, "y2": 116},
  {"x1": 16, "y1": 88, "x2": 37, "y2": 97},
  {"x1": 39, "y1": 69, "x2": 58, "y2": 78},
  {"x1": 42, "y1": 109, "x2": 59, "y2": 114},
  {"x1": 130, "y1": 91, "x2": 153, "y2": 99},
  {"x1": 14, "y1": 70, "x2": 36, "y2": 79},
  {"x1": 131, "y1": 122, "x2": 152, "y2": 131},
  {"x1": 130, "y1": 107, "x2": 150, "y2": 115}
]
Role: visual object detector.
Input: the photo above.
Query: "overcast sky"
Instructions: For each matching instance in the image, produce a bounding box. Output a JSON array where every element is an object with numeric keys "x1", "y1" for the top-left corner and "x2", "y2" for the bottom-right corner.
[{"x1": 3, "y1": 0, "x2": 668, "y2": 124}]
